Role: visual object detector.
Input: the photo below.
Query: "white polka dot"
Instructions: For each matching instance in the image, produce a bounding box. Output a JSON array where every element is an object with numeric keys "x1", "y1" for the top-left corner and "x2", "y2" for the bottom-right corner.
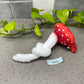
[
  {"x1": 67, "y1": 39, "x2": 69, "y2": 41},
  {"x1": 62, "y1": 29, "x2": 64, "y2": 31},
  {"x1": 57, "y1": 25, "x2": 59, "y2": 27},
  {"x1": 71, "y1": 41, "x2": 73, "y2": 43},
  {"x1": 67, "y1": 46, "x2": 70, "y2": 49},
  {"x1": 64, "y1": 43, "x2": 66, "y2": 45},
  {"x1": 61, "y1": 42, "x2": 63, "y2": 44},
  {"x1": 58, "y1": 29, "x2": 60, "y2": 31},
  {"x1": 62, "y1": 34, "x2": 64, "y2": 37},
  {"x1": 66, "y1": 34, "x2": 68, "y2": 36}
]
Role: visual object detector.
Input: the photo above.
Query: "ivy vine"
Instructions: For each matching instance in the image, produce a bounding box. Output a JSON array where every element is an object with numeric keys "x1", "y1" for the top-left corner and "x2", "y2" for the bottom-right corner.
[{"x1": 0, "y1": 7, "x2": 84, "y2": 37}]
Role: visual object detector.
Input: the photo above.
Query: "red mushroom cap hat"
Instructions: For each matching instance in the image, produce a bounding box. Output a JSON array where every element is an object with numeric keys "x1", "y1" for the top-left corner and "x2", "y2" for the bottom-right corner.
[{"x1": 54, "y1": 23, "x2": 77, "y2": 53}]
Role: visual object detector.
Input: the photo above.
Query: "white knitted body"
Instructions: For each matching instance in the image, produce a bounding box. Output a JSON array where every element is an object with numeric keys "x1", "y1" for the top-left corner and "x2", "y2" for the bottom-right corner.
[
  {"x1": 43, "y1": 32, "x2": 58, "y2": 48},
  {"x1": 12, "y1": 54, "x2": 40, "y2": 62},
  {"x1": 12, "y1": 32, "x2": 58, "y2": 62}
]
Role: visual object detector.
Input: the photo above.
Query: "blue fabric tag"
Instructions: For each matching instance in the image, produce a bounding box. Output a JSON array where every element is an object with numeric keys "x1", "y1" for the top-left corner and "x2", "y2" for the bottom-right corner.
[{"x1": 47, "y1": 57, "x2": 63, "y2": 65}]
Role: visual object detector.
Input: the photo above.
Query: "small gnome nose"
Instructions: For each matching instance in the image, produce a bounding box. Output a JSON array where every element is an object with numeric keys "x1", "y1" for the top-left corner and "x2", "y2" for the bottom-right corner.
[{"x1": 54, "y1": 23, "x2": 77, "y2": 53}]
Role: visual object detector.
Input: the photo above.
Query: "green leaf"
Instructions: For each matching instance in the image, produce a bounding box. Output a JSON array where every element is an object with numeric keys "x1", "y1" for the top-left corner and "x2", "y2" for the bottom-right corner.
[
  {"x1": 31, "y1": 12, "x2": 42, "y2": 18},
  {"x1": 42, "y1": 12, "x2": 55, "y2": 23},
  {"x1": 31, "y1": 7, "x2": 44, "y2": 14},
  {"x1": 21, "y1": 24, "x2": 25, "y2": 30},
  {"x1": 73, "y1": 16, "x2": 81, "y2": 23},
  {"x1": 81, "y1": 10, "x2": 84, "y2": 22},
  {"x1": 1, "y1": 19, "x2": 8, "y2": 27},
  {"x1": 4, "y1": 21, "x2": 16, "y2": 31},
  {"x1": 69, "y1": 8, "x2": 76, "y2": 14},
  {"x1": 69, "y1": 8, "x2": 76, "y2": 17},
  {"x1": 0, "y1": 28, "x2": 9, "y2": 37},
  {"x1": 34, "y1": 24, "x2": 42, "y2": 36},
  {"x1": 56, "y1": 9, "x2": 69, "y2": 24},
  {"x1": 73, "y1": 13, "x2": 81, "y2": 23},
  {"x1": 77, "y1": 12, "x2": 81, "y2": 16},
  {"x1": 73, "y1": 12, "x2": 84, "y2": 24}
]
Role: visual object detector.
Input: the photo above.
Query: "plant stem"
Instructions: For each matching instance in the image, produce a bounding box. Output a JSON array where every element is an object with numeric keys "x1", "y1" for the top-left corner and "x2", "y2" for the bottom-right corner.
[
  {"x1": 2, "y1": 19, "x2": 84, "y2": 37},
  {"x1": 53, "y1": 10, "x2": 55, "y2": 17},
  {"x1": 4, "y1": 21, "x2": 49, "y2": 37},
  {"x1": 14, "y1": 29, "x2": 21, "y2": 31},
  {"x1": 7, "y1": 31, "x2": 23, "y2": 37},
  {"x1": 69, "y1": 18, "x2": 71, "y2": 24},
  {"x1": 78, "y1": 23, "x2": 80, "y2": 27},
  {"x1": 39, "y1": 18, "x2": 43, "y2": 24},
  {"x1": 54, "y1": 18, "x2": 58, "y2": 20},
  {"x1": 66, "y1": 23, "x2": 84, "y2": 27},
  {"x1": 24, "y1": 27, "x2": 34, "y2": 31},
  {"x1": 32, "y1": 18, "x2": 36, "y2": 25}
]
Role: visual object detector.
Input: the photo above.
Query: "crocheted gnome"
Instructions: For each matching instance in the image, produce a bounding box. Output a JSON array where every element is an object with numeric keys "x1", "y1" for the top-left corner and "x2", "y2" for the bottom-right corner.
[
  {"x1": 55, "y1": 23, "x2": 77, "y2": 53},
  {"x1": 12, "y1": 23, "x2": 77, "y2": 62}
]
